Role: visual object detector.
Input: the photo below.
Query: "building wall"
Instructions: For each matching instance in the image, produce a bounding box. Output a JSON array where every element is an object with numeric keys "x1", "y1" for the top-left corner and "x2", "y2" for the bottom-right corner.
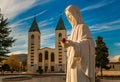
[
  {"x1": 108, "y1": 62, "x2": 120, "y2": 71},
  {"x1": 27, "y1": 31, "x2": 40, "y2": 72},
  {"x1": 27, "y1": 17, "x2": 67, "y2": 73},
  {"x1": 27, "y1": 30, "x2": 67, "y2": 73},
  {"x1": 38, "y1": 48, "x2": 56, "y2": 72},
  {"x1": 55, "y1": 30, "x2": 66, "y2": 72}
]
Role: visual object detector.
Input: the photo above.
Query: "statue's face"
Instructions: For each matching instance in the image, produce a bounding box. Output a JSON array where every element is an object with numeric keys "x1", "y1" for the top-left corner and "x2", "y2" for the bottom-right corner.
[
  {"x1": 66, "y1": 11, "x2": 73, "y2": 25},
  {"x1": 65, "y1": 10, "x2": 76, "y2": 27}
]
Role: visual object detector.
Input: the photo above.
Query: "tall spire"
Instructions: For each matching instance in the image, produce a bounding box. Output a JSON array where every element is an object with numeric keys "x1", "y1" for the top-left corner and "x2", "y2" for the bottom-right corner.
[
  {"x1": 55, "y1": 15, "x2": 66, "y2": 30},
  {"x1": 29, "y1": 17, "x2": 40, "y2": 33}
]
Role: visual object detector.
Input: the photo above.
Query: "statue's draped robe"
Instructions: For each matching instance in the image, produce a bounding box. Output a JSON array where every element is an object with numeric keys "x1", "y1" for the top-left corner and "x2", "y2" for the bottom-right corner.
[{"x1": 66, "y1": 24, "x2": 95, "y2": 82}]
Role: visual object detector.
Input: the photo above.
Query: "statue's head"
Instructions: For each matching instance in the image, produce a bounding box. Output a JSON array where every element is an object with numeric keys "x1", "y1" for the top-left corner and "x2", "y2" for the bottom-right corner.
[{"x1": 65, "y1": 5, "x2": 84, "y2": 27}]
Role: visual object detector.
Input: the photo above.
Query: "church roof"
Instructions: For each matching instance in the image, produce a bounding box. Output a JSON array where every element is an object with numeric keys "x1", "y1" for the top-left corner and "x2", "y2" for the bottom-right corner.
[
  {"x1": 55, "y1": 16, "x2": 66, "y2": 30},
  {"x1": 29, "y1": 18, "x2": 40, "y2": 33}
]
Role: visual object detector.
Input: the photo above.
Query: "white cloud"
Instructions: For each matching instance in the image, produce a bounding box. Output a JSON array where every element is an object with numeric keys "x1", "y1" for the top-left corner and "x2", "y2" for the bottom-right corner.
[
  {"x1": 0, "y1": 0, "x2": 36, "y2": 19},
  {"x1": 105, "y1": 19, "x2": 120, "y2": 25},
  {"x1": 18, "y1": 10, "x2": 47, "y2": 23},
  {"x1": 0, "y1": 0, "x2": 51, "y2": 20},
  {"x1": 109, "y1": 55, "x2": 120, "y2": 62},
  {"x1": 35, "y1": 0, "x2": 52, "y2": 6},
  {"x1": 10, "y1": 41, "x2": 27, "y2": 50},
  {"x1": 90, "y1": 24, "x2": 109, "y2": 31},
  {"x1": 81, "y1": 2, "x2": 105, "y2": 12},
  {"x1": 89, "y1": 20, "x2": 120, "y2": 33},
  {"x1": 10, "y1": 28, "x2": 27, "y2": 41},
  {"x1": 41, "y1": 28, "x2": 55, "y2": 48},
  {"x1": 81, "y1": 0, "x2": 114, "y2": 12},
  {"x1": 7, "y1": 51, "x2": 27, "y2": 55},
  {"x1": 8, "y1": 26, "x2": 28, "y2": 53},
  {"x1": 9, "y1": 22, "x2": 26, "y2": 29},
  {"x1": 37, "y1": 17, "x2": 60, "y2": 48},
  {"x1": 114, "y1": 42, "x2": 120, "y2": 47},
  {"x1": 39, "y1": 17, "x2": 54, "y2": 27},
  {"x1": 9, "y1": 10, "x2": 47, "y2": 29}
]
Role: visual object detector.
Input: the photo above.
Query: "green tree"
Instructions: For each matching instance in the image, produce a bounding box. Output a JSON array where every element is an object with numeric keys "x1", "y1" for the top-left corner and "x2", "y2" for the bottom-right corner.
[
  {"x1": 2, "y1": 64, "x2": 10, "y2": 71},
  {"x1": 0, "y1": 12, "x2": 15, "y2": 56},
  {"x1": 1, "y1": 64, "x2": 10, "y2": 75},
  {"x1": 95, "y1": 36, "x2": 110, "y2": 78},
  {"x1": 22, "y1": 59, "x2": 27, "y2": 71}
]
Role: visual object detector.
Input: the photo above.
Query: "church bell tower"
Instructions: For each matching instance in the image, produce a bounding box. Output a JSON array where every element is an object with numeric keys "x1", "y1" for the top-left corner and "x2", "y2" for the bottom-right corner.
[
  {"x1": 27, "y1": 18, "x2": 40, "y2": 72},
  {"x1": 55, "y1": 16, "x2": 66, "y2": 72}
]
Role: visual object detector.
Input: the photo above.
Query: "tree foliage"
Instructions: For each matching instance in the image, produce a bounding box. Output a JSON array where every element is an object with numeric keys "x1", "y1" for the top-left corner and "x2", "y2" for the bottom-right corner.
[
  {"x1": 95, "y1": 36, "x2": 110, "y2": 77},
  {"x1": 0, "y1": 13, "x2": 15, "y2": 56},
  {"x1": 2, "y1": 64, "x2": 10, "y2": 71},
  {"x1": 3, "y1": 55, "x2": 20, "y2": 71},
  {"x1": 118, "y1": 57, "x2": 120, "y2": 62},
  {"x1": 22, "y1": 59, "x2": 27, "y2": 71}
]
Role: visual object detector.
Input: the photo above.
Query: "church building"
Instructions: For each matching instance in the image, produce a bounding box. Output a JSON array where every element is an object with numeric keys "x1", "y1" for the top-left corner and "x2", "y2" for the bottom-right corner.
[{"x1": 27, "y1": 16, "x2": 67, "y2": 73}]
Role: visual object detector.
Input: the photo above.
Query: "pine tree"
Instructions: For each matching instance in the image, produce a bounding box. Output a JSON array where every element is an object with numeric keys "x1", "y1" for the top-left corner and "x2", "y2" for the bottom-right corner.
[
  {"x1": 0, "y1": 12, "x2": 15, "y2": 57},
  {"x1": 95, "y1": 36, "x2": 110, "y2": 78}
]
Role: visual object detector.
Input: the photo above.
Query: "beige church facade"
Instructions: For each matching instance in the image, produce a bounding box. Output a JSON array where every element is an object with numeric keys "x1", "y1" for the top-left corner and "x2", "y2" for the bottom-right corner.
[{"x1": 27, "y1": 16, "x2": 67, "y2": 73}]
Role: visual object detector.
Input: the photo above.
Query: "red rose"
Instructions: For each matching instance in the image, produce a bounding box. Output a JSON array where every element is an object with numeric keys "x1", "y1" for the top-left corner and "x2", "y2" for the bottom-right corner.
[{"x1": 62, "y1": 38, "x2": 66, "y2": 43}]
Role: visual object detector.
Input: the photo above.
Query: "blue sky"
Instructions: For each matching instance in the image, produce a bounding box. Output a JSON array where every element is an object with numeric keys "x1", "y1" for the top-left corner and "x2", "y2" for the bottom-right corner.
[{"x1": 0, "y1": 0, "x2": 120, "y2": 61}]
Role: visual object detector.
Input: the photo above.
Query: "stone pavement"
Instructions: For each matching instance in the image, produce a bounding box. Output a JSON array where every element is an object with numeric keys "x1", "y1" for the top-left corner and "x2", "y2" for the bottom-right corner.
[
  {"x1": 0, "y1": 75, "x2": 65, "y2": 82},
  {"x1": 18, "y1": 76, "x2": 65, "y2": 82}
]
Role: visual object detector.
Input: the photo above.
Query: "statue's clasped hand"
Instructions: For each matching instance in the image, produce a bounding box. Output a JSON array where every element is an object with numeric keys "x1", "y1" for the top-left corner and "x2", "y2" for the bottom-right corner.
[{"x1": 61, "y1": 38, "x2": 74, "y2": 48}]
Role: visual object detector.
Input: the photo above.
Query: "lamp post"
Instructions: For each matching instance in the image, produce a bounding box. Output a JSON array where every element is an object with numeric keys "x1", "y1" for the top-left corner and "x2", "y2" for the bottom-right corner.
[{"x1": 19, "y1": 62, "x2": 22, "y2": 73}]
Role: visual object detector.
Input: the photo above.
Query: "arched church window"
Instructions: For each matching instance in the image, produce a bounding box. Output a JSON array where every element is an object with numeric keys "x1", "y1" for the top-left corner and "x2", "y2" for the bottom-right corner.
[
  {"x1": 45, "y1": 51, "x2": 48, "y2": 60},
  {"x1": 59, "y1": 33, "x2": 62, "y2": 38},
  {"x1": 39, "y1": 53, "x2": 42, "y2": 62},
  {"x1": 31, "y1": 34, "x2": 34, "y2": 44},
  {"x1": 51, "y1": 53, "x2": 54, "y2": 62},
  {"x1": 31, "y1": 34, "x2": 34, "y2": 39}
]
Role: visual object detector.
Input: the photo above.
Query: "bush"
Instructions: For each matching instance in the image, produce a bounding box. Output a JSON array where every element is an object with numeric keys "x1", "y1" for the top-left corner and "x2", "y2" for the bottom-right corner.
[{"x1": 37, "y1": 69, "x2": 43, "y2": 74}]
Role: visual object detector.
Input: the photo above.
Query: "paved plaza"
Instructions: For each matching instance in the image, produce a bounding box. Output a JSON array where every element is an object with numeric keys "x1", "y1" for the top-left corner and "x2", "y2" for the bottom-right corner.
[{"x1": 0, "y1": 75, "x2": 65, "y2": 82}]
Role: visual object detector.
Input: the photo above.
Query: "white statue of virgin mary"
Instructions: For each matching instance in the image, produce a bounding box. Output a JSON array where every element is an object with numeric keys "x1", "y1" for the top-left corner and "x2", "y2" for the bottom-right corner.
[{"x1": 61, "y1": 5, "x2": 95, "y2": 82}]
